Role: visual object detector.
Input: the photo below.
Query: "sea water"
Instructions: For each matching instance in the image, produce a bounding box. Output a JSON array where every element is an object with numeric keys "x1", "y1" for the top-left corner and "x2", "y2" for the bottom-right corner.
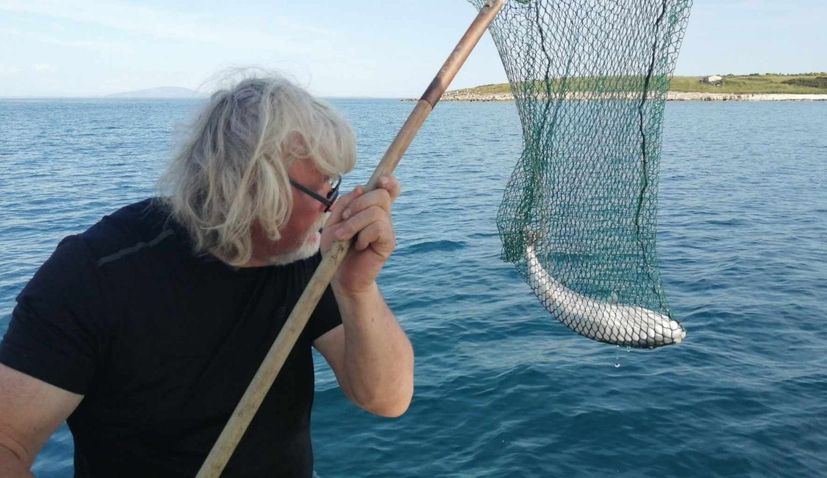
[{"x1": 1, "y1": 98, "x2": 825, "y2": 476}]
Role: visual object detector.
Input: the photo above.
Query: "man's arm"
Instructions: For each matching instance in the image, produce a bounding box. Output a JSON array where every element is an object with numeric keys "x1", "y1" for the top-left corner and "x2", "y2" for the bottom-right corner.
[
  {"x1": 0, "y1": 364, "x2": 82, "y2": 477},
  {"x1": 314, "y1": 285, "x2": 413, "y2": 417},
  {"x1": 315, "y1": 176, "x2": 414, "y2": 417}
]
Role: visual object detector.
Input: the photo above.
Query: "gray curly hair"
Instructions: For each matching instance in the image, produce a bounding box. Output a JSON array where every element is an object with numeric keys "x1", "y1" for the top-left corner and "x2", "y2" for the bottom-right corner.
[{"x1": 160, "y1": 73, "x2": 356, "y2": 266}]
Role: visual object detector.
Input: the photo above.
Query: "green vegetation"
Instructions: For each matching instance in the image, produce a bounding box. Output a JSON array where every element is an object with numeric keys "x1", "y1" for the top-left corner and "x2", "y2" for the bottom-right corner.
[
  {"x1": 670, "y1": 73, "x2": 827, "y2": 94},
  {"x1": 453, "y1": 83, "x2": 511, "y2": 95},
  {"x1": 451, "y1": 76, "x2": 672, "y2": 95},
  {"x1": 451, "y1": 73, "x2": 827, "y2": 96}
]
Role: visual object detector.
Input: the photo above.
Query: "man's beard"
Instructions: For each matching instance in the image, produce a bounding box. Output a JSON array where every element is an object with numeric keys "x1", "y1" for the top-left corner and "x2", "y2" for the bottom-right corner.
[{"x1": 264, "y1": 214, "x2": 328, "y2": 266}]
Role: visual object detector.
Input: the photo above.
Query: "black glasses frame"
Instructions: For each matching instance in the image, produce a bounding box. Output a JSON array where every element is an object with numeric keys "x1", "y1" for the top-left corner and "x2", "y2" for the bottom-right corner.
[{"x1": 289, "y1": 176, "x2": 342, "y2": 212}]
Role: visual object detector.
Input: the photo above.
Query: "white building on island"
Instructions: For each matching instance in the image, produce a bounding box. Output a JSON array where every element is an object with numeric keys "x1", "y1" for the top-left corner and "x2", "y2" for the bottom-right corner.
[{"x1": 701, "y1": 75, "x2": 723, "y2": 86}]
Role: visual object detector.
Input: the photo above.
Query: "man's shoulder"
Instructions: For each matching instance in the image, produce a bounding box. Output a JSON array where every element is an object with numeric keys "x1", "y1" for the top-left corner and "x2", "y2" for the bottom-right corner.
[{"x1": 77, "y1": 198, "x2": 181, "y2": 266}]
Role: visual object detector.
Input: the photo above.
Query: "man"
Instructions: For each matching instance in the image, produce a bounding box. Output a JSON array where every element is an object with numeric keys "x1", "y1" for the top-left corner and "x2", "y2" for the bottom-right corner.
[{"x1": 0, "y1": 74, "x2": 414, "y2": 477}]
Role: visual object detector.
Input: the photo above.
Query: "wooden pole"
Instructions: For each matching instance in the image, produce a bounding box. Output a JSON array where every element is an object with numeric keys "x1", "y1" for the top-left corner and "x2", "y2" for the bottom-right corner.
[{"x1": 196, "y1": 2, "x2": 505, "y2": 476}]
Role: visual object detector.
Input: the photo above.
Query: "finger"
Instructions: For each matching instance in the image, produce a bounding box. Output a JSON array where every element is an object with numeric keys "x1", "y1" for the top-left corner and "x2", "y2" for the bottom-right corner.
[
  {"x1": 340, "y1": 176, "x2": 399, "y2": 220},
  {"x1": 326, "y1": 186, "x2": 364, "y2": 226},
  {"x1": 376, "y1": 175, "x2": 401, "y2": 201},
  {"x1": 342, "y1": 187, "x2": 392, "y2": 221},
  {"x1": 334, "y1": 205, "x2": 390, "y2": 242},
  {"x1": 353, "y1": 221, "x2": 395, "y2": 256}
]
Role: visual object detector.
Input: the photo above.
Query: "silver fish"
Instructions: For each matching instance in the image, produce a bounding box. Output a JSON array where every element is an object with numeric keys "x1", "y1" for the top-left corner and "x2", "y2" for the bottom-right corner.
[{"x1": 526, "y1": 240, "x2": 685, "y2": 348}]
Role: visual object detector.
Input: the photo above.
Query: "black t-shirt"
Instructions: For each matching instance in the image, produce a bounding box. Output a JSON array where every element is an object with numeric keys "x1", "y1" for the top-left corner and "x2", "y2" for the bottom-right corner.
[{"x1": 0, "y1": 198, "x2": 342, "y2": 477}]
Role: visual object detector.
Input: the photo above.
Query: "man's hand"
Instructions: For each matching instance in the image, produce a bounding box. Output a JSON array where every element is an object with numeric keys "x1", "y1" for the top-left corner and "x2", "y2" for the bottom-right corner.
[
  {"x1": 316, "y1": 175, "x2": 412, "y2": 417},
  {"x1": 321, "y1": 175, "x2": 400, "y2": 293}
]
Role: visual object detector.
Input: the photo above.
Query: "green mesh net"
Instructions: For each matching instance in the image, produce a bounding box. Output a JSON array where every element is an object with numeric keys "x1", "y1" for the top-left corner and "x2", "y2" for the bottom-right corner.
[{"x1": 469, "y1": 0, "x2": 692, "y2": 348}]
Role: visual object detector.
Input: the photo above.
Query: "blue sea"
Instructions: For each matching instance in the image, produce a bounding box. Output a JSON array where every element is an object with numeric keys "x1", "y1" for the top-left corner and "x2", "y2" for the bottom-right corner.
[{"x1": 1, "y1": 98, "x2": 825, "y2": 477}]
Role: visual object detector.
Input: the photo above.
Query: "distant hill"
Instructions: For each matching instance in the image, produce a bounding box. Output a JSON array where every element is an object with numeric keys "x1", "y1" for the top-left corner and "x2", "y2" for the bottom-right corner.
[{"x1": 106, "y1": 86, "x2": 203, "y2": 98}]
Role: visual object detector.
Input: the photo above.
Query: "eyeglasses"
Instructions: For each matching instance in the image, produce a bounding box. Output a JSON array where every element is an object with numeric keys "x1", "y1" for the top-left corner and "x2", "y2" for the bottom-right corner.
[{"x1": 289, "y1": 175, "x2": 342, "y2": 212}]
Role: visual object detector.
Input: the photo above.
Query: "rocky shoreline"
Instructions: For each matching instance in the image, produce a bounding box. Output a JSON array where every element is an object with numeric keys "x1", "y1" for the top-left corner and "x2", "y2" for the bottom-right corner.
[
  {"x1": 430, "y1": 91, "x2": 827, "y2": 102},
  {"x1": 667, "y1": 92, "x2": 827, "y2": 101}
]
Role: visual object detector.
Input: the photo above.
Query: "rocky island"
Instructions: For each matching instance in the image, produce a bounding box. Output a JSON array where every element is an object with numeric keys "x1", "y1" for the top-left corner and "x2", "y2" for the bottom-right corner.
[{"x1": 435, "y1": 73, "x2": 827, "y2": 102}]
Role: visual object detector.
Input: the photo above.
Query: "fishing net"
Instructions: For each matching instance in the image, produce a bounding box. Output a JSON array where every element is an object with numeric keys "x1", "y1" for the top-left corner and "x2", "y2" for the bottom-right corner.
[{"x1": 469, "y1": 0, "x2": 692, "y2": 348}]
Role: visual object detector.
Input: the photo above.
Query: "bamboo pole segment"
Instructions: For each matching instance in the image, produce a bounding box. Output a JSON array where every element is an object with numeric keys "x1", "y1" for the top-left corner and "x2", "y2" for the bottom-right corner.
[{"x1": 196, "y1": 2, "x2": 505, "y2": 476}]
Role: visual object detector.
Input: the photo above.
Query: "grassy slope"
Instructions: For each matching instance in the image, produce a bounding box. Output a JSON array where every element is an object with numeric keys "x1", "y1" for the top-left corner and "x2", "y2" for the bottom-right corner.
[
  {"x1": 451, "y1": 73, "x2": 827, "y2": 95},
  {"x1": 671, "y1": 74, "x2": 827, "y2": 94}
]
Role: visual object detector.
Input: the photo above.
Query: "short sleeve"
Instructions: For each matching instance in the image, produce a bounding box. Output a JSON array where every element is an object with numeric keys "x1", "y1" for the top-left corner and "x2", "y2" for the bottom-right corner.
[
  {"x1": 301, "y1": 254, "x2": 343, "y2": 341},
  {"x1": 0, "y1": 236, "x2": 108, "y2": 394},
  {"x1": 306, "y1": 285, "x2": 343, "y2": 341}
]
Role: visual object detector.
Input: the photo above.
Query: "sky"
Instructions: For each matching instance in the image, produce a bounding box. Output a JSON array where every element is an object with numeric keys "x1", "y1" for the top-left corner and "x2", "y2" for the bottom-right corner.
[{"x1": 0, "y1": 0, "x2": 825, "y2": 98}]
